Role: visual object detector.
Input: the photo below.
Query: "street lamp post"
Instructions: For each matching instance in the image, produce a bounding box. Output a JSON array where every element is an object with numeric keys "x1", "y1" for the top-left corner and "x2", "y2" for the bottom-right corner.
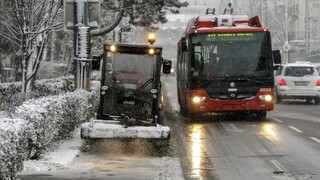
[
  {"x1": 285, "y1": 0, "x2": 289, "y2": 62},
  {"x1": 64, "y1": 0, "x2": 100, "y2": 90},
  {"x1": 306, "y1": 0, "x2": 309, "y2": 60}
]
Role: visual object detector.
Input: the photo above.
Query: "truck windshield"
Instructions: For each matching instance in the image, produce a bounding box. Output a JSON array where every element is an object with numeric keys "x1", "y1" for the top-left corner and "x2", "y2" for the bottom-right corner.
[
  {"x1": 191, "y1": 32, "x2": 273, "y2": 78},
  {"x1": 110, "y1": 53, "x2": 155, "y2": 90}
]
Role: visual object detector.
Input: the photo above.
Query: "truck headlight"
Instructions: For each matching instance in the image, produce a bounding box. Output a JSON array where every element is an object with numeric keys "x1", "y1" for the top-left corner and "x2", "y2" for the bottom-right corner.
[
  {"x1": 101, "y1": 86, "x2": 108, "y2": 90},
  {"x1": 110, "y1": 45, "x2": 116, "y2": 52},
  {"x1": 148, "y1": 48, "x2": 155, "y2": 56},
  {"x1": 150, "y1": 89, "x2": 157, "y2": 94}
]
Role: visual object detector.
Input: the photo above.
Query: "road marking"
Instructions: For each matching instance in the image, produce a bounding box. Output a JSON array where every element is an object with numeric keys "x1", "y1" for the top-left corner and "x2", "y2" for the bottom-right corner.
[
  {"x1": 270, "y1": 160, "x2": 296, "y2": 179},
  {"x1": 228, "y1": 123, "x2": 246, "y2": 133},
  {"x1": 310, "y1": 137, "x2": 320, "y2": 144},
  {"x1": 288, "y1": 126, "x2": 303, "y2": 133},
  {"x1": 270, "y1": 159, "x2": 286, "y2": 172},
  {"x1": 273, "y1": 118, "x2": 283, "y2": 123}
]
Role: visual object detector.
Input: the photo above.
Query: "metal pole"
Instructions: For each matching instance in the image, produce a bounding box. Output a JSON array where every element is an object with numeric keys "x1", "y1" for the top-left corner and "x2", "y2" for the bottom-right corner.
[
  {"x1": 285, "y1": 0, "x2": 288, "y2": 62},
  {"x1": 74, "y1": 0, "x2": 91, "y2": 90},
  {"x1": 261, "y1": 0, "x2": 264, "y2": 26},
  {"x1": 265, "y1": 0, "x2": 268, "y2": 27},
  {"x1": 306, "y1": 0, "x2": 309, "y2": 60},
  {"x1": 73, "y1": 0, "x2": 78, "y2": 88}
]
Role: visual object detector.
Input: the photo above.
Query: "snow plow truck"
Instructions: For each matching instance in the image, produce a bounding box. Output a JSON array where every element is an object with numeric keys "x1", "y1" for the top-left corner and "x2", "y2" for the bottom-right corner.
[{"x1": 81, "y1": 43, "x2": 172, "y2": 140}]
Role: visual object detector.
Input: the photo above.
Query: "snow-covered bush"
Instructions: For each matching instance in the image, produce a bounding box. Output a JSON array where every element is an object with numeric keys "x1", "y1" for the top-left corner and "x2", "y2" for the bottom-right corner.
[
  {"x1": 0, "y1": 118, "x2": 28, "y2": 180},
  {"x1": 0, "y1": 81, "x2": 99, "y2": 179},
  {"x1": 33, "y1": 76, "x2": 74, "y2": 96},
  {"x1": 0, "y1": 82, "x2": 21, "y2": 111},
  {"x1": 0, "y1": 76, "x2": 74, "y2": 111},
  {"x1": 12, "y1": 89, "x2": 97, "y2": 160}
]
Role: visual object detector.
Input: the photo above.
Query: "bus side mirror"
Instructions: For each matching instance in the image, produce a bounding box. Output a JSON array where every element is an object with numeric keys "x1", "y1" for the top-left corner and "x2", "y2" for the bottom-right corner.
[
  {"x1": 163, "y1": 59, "x2": 172, "y2": 74},
  {"x1": 273, "y1": 50, "x2": 281, "y2": 65},
  {"x1": 92, "y1": 55, "x2": 102, "y2": 70}
]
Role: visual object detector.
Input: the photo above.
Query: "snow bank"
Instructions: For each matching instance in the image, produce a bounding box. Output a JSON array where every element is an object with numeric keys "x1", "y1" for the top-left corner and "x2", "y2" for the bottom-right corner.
[{"x1": 0, "y1": 81, "x2": 100, "y2": 179}]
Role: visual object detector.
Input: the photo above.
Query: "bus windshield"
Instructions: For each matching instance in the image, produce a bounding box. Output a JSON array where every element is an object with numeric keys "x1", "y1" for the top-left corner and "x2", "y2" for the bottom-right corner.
[{"x1": 191, "y1": 32, "x2": 273, "y2": 78}]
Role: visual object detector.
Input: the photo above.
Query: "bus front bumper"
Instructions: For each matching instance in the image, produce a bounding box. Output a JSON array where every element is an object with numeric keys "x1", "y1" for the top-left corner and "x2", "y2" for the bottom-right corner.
[{"x1": 189, "y1": 97, "x2": 274, "y2": 113}]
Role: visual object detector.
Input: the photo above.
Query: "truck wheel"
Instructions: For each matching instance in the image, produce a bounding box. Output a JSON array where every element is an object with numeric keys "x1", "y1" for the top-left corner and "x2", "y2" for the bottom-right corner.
[
  {"x1": 157, "y1": 112, "x2": 164, "y2": 125},
  {"x1": 306, "y1": 98, "x2": 313, "y2": 104}
]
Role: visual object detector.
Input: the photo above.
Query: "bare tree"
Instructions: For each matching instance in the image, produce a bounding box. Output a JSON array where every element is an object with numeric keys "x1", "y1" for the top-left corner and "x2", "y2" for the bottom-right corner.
[
  {"x1": 0, "y1": 0, "x2": 188, "y2": 92},
  {"x1": 0, "y1": 0, "x2": 62, "y2": 93}
]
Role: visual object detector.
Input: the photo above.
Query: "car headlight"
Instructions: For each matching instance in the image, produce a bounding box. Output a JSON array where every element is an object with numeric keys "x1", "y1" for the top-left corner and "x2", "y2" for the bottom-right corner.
[
  {"x1": 192, "y1": 96, "x2": 206, "y2": 103},
  {"x1": 259, "y1": 95, "x2": 273, "y2": 101}
]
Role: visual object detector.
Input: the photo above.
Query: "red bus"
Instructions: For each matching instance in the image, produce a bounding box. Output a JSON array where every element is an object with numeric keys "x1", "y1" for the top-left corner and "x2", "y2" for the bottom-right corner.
[{"x1": 176, "y1": 9, "x2": 281, "y2": 119}]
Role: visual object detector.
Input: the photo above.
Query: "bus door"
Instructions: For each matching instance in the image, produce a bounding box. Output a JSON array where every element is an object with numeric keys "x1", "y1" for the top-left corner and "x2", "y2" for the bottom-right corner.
[{"x1": 181, "y1": 51, "x2": 190, "y2": 109}]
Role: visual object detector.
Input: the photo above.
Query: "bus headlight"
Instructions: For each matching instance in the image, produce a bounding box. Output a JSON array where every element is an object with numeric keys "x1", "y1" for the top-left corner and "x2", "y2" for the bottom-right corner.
[
  {"x1": 192, "y1": 96, "x2": 206, "y2": 103},
  {"x1": 259, "y1": 95, "x2": 273, "y2": 101}
]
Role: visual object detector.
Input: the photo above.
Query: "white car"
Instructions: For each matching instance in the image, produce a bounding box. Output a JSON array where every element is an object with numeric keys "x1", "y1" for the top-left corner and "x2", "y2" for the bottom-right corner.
[{"x1": 274, "y1": 61, "x2": 320, "y2": 104}]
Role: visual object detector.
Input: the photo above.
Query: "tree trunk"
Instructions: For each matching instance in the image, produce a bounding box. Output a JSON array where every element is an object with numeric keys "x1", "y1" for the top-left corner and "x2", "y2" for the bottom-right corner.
[
  {"x1": 21, "y1": 34, "x2": 28, "y2": 93},
  {"x1": 22, "y1": 33, "x2": 48, "y2": 93},
  {"x1": 50, "y1": 32, "x2": 56, "y2": 61},
  {"x1": 0, "y1": 53, "x2": 3, "y2": 83}
]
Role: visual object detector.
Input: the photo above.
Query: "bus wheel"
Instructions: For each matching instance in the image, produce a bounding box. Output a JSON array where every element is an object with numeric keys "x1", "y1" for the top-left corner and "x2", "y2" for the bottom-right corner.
[
  {"x1": 181, "y1": 105, "x2": 195, "y2": 121},
  {"x1": 256, "y1": 111, "x2": 267, "y2": 120},
  {"x1": 275, "y1": 89, "x2": 282, "y2": 104},
  {"x1": 276, "y1": 95, "x2": 282, "y2": 104},
  {"x1": 183, "y1": 107, "x2": 191, "y2": 118}
]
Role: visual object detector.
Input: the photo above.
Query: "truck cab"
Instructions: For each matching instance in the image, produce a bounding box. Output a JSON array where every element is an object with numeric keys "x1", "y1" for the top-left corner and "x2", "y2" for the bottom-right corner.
[{"x1": 81, "y1": 43, "x2": 172, "y2": 139}]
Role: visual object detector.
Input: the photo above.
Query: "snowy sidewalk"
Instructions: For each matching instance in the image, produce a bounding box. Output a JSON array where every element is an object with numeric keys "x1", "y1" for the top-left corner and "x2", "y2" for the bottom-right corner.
[
  {"x1": 21, "y1": 128, "x2": 82, "y2": 172},
  {"x1": 18, "y1": 128, "x2": 184, "y2": 180}
]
